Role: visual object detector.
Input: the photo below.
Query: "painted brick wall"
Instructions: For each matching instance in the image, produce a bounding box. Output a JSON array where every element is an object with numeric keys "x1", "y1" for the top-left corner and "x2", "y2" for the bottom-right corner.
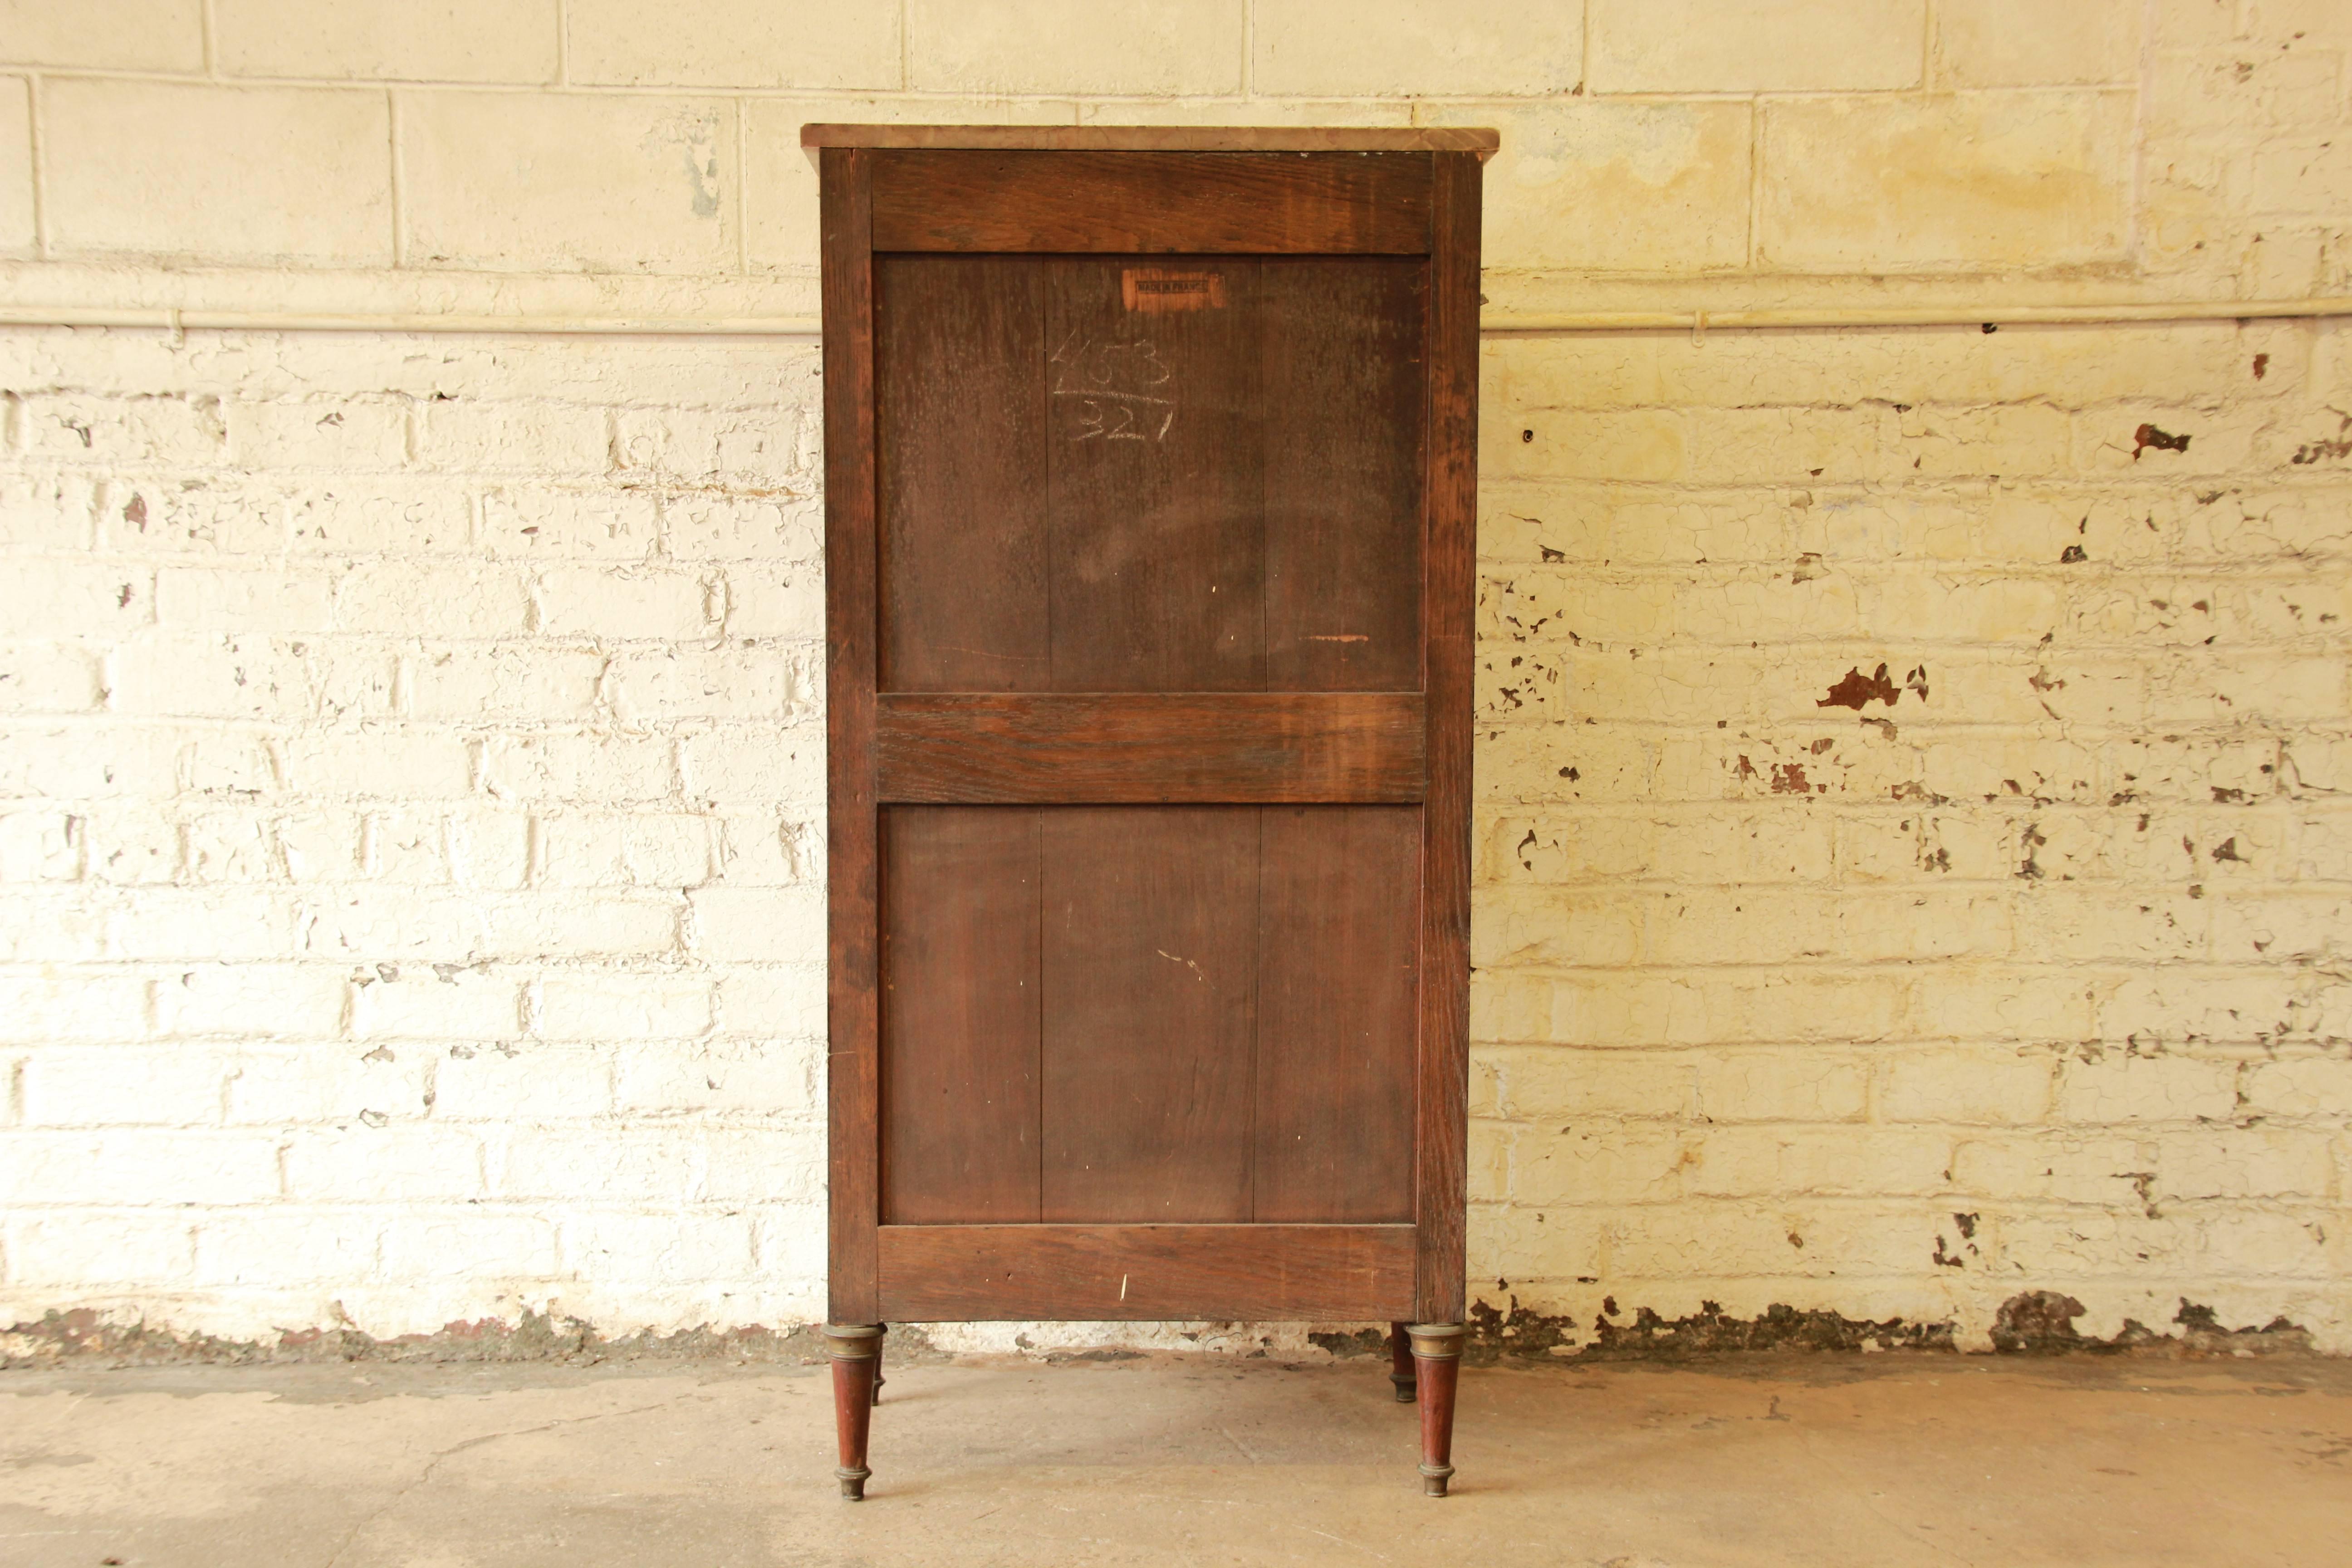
[{"x1": 0, "y1": 0, "x2": 2348, "y2": 1357}]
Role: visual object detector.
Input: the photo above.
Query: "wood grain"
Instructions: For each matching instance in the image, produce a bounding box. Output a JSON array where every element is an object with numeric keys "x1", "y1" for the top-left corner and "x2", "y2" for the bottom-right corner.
[
  {"x1": 875, "y1": 1223, "x2": 1416, "y2": 1321},
  {"x1": 1254, "y1": 806, "x2": 1421, "y2": 1222},
  {"x1": 1414, "y1": 153, "x2": 1481, "y2": 1325},
  {"x1": 805, "y1": 123, "x2": 1499, "y2": 159},
  {"x1": 871, "y1": 152, "x2": 1433, "y2": 254},
  {"x1": 1045, "y1": 257, "x2": 1266, "y2": 690},
  {"x1": 821, "y1": 147, "x2": 881, "y2": 1324},
  {"x1": 1042, "y1": 808, "x2": 1259, "y2": 1224},
  {"x1": 876, "y1": 255, "x2": 1050, "y2": 691},
  {"x1": 1262, "y1": 258, "x2": 1427, "y2": 691},
  {"x1": 880, "y1": 808, "x2": 1042, "y2": 1223},
  {"x1": 875, "y1": 692, "x2": 1426, "y2": 804}
]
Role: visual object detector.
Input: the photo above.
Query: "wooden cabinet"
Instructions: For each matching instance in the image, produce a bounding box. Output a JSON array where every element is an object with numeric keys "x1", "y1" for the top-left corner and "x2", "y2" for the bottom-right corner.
[{"x1": 810, "y1": 123, "x2": 1493, "y2": 1498}]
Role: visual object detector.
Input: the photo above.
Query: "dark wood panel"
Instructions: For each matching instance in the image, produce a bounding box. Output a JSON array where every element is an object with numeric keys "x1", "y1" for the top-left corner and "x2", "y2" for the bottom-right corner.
[
  {"x1": 820, "y1": 147, "x2": 881, "y2": 1323},
  {"x1": 1414, "y1": 154, "x2": 1482, "y2": 1325},
  {"x1": 1045, "y1": 258, "x2": 1265, "y2": 691},
  {"x1": 880, "y1": 809, "x2": 1042, "y2": 1223},
  {"x1": 876, "y1": 256, "x2": 1049, "y2": 691},
  {"x1": 807, "y1": 124, "x2": 1498, "y2": 158},
  {"x1": 870, "y1": 152, "x2": 1433, "y2": 254},
  {"x1": 876, "y1": 693, "x2": 1426, "y2": 804},
  {"x1": 1255, "y1": 807, "x2": 1421, "y2": 1222},
  {"x1": 1042, "y1": 808, "x2": 1259, "y2": 1222},
  {"x1": 1262, "y1": 259, "x2": 1427, "y2": 691},
  {"x1": 876, "y1": 1223, "x2": 1416, "y2": 1321}
]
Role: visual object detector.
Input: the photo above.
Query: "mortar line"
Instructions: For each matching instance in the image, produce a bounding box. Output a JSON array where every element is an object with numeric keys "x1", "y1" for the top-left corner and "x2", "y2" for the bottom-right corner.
[
  {"x1": 734, "y1": 98, "x2": 749, "y2": 276},
  {"x1": 556, "y1": 0, "x2": 571, "y2": 87},
  {"x1": 901, "y1": 0, "x2": 912, "y2": 91},
  {"x1": 1919, "y1": 0, "x2": 1936, "y2": 91},
  {"x1": 2128, "y1": 0, "x2": 2157, "y2": 269},
  {"x1": 24, "y1": 72, "x2": 47, "y2": 262},
  {"x1": 387, "y1": 90, "x2": 407, "y2": 270},
  {"x1": 201, "y1": 0, "x2": 218, "y2": 78}
]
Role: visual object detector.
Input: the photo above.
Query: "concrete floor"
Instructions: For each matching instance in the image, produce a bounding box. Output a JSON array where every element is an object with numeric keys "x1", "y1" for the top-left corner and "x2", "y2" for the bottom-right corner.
[{"x1": 2, "y1": 1351, "x2": 2347, "y2": 1567}]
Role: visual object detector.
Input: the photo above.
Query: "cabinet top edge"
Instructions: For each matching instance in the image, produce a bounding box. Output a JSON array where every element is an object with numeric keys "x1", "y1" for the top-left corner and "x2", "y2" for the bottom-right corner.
[{"x1": 799, "y1": 124, "x2": 1499, "y2": 159}]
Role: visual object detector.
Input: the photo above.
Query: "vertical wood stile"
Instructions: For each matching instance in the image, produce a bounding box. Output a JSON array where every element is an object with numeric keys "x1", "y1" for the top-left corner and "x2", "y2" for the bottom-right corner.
[
  {"x1": 1415, "y1": 151, "x2": 1481, "y2": 1324},
  {"x1": 823, "y1": 146, "x2": 882, "y2": 1323}
]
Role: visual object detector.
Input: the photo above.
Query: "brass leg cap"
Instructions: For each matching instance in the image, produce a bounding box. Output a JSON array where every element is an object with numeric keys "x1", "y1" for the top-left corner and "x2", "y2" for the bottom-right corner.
[
  {"x1": 837, "y1": 1466, "x2": 871, "y2": 1501},
  {"x1": 1390, "y1": 1377, "x2": 1417, "y2": 1403},
  {"x1": 1419, "y1": 1463, "x2": 1455, "y2": 1498}
]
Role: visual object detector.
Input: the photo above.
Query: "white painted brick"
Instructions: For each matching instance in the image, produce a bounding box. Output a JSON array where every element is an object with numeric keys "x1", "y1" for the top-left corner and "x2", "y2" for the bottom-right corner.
[
  {"x1": 1254, "y1": 0, "x2": 1580, "y2": 96},
  {"x1": 614, "y1": 1037, "x2": 816, "y2": 1116},
  {"x1": 480, "y1": 733, "x2": 675, "y2": 805},
  {"x1": 432, "y1": 1043, "x2": 612, "y2": 1121},
  {"x1": 608, "y1": 645, "x2": 816, "y2": 723},
  {"x1": 333, "y1": 563, "x2": 533, "y2": 639},
  {"x1": 496, "y1": 1127, "x2": 699, "y2": 1204},
  {"x1": 351, "y1": 968, "x2": 523, "y2": 1042},
  {"x1": 677, "y1": 722, "x2": 826, "y2": 805},
  {"x1": 2243, "y1": 1055, "x2": 2352, "y2": 1118},
  {"x1": 1591, "y1": 0, "x2": 1924, "y2": 92},
  {"x1": 416, "y1": 401, "x2": 608, "y2": 476},
  {"x1": 215, "y1": 0, "x2": 560, "y2": 83},
  {"x1": 401, "y1": 92, "x2": 735, "y2": 274},
  {"x1": 0, "y1": 74, "x2": 31, "y2": 255},
  {"x1": 21, "y1": 1045, "x2": 230, "y2": 1126},
  {"x1": 687, "y1": 886, "x2": 827, "y2": 964},
  {"x1": 559, "y1": 1210, "x2": 754, "y2": 1284},
  {"x1": 286, "y1": 480, "x2": 473, "y2": 556},
  {"x1": 1761, "y1": 91, "x2": 2136, "y2": 270},
  {"x1": 369, "y1": 808, "x2": 532, "y2": 890},
  {"x1": 536, "y1": 812, "x2": 712, "y2": 889},
  {"x1": 107, "y1": 635, "x2": 393, "y2": 724},
  {"x1": 225, "y1": 1047, "x2": 429, "y2": 1126},
  {"x1": 0, "y1": 1130, "x2": 282, "y2": 1205},
  {"x1": 376, "y1": 1210, "x2": 559, "y2": 1280},
  {"x1": 6, "y1": 1211, "x2": 195, "y2": 1287},
  {"x1": 405, "y1": 645, "x2": 608, "y2": 723},
  {"x1": 568, "y1": 0, "x2": 898, "y2": 89},
  {"x1": 1881, "y1": 1046, "x2": 2054, "y2": 1124},
  {"x1": 154, "y1": 567, "x2": 335, "y2": 634},
  {"x1": 701, "y1": 1127, "x2": 827, "y2": 1202},
  {"x1": 193, "y1": 1209, "x2": 379, "y2": 1287},
  {"x1": 0, "y1": 972, "x2": 151, "y2": 1043},
  {"x1": 660, "y1": 492, "x2": 821, "y2": 563},
  {"x1": 908, "y1": 0, "x2": 1243, "y2": 95},
  {"x1": 480, "y1": 488, "x2": 660, "y2": 561},
  {"x1": 226, "y1": 399, "x2": 410, "y2": 471},
  {"x1": 155, "y1": 964, "x2": 347, "y2": 1039},
  {"x1": 277, "y1": 730, "x2": 476, "y2": 802},
  {"x1": 1693, "y1": 1051, "x2": 1871, "y2": 1123},
  {"x1": 0, "y1": 643, "x2": 104, "y2": 714},
  {"x1": 720, "y1": 569, "x2": 824, "y2": 641},
  {"x1": 0, "y1": 810, "x2": 82, "y2": 882},
  {"x1": 42, "y1": 81, "x2": 394, "y2": 265},
  {"x1": 537, "y1": 972, "x2": 713, "y2": 1040},
  {"x1": 282, "y1": 1125, "x2": 485, "y2": 1202},
  {"x1": 79, "y1": 808, "x2": 182, "y2": 886},
  {"x1": 0, "y1": 0, "x2": 204, "y2": 70},
  {"x1": 19, "y1": 393, "x2": 227, "y2": 468},
  {"x1": 711, "y1": 813, "x2": 813, "y2": 886},
  {"x1": 0, "y1": 892, "x2": 109, "y2": 963},
  {"x1": 536, "y1": 567, "x2": 716, "y2": 641},
  {"x1": 713, "y1": 965, "x2": 826, "y2": 1040}
]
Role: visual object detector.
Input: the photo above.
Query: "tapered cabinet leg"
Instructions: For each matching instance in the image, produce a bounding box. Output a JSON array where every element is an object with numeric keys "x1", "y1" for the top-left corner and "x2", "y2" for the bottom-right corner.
[
  {"x1": 1387, "y1": 1322, "x2": 1416, "y2": 1402},
  {"x1": 1406, "y1": 1323, "x2": 1465, "y2": 1497},
  {"x1": 872, "y1": 1324, "x2": 886, "y2": 1406},
  {"x1": 826, "y1": 1324, "x2": 884, "y2": 1499}
]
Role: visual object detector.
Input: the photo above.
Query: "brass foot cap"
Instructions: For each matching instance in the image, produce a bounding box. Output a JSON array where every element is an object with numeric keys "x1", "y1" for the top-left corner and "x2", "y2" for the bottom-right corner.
[
  {"x1": 1419, "y1": 1462, "x2": 1455, "y2": 1498},
  {"x1": 837, "y1": 1465, "x2": 871, "y2": 1501}
]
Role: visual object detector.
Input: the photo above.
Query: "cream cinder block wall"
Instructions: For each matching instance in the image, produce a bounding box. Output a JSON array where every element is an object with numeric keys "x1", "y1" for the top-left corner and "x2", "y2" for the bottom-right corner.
[{"x1": 1, "y1": 0, "x2": 2348, "y2": 1357}]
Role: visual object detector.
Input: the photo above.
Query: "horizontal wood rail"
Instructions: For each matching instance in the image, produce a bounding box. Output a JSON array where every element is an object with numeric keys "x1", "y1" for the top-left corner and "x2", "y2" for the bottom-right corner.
[
  {"x1": 874, "y1": 691, "x2": 1426, "y2": 804},
  {"x1": 876, "y1": 1223, "x2": 1416, "y2": 1321},
  {"x1": 868, "y1": 150, "x2": 1433, "y2": 254}
]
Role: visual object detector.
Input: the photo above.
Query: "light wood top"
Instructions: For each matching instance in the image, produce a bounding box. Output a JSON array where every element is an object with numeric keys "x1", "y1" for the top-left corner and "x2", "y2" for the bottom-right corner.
[{"x1": 799, "y1": 124, "x2": 1499, "y2": 159}]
